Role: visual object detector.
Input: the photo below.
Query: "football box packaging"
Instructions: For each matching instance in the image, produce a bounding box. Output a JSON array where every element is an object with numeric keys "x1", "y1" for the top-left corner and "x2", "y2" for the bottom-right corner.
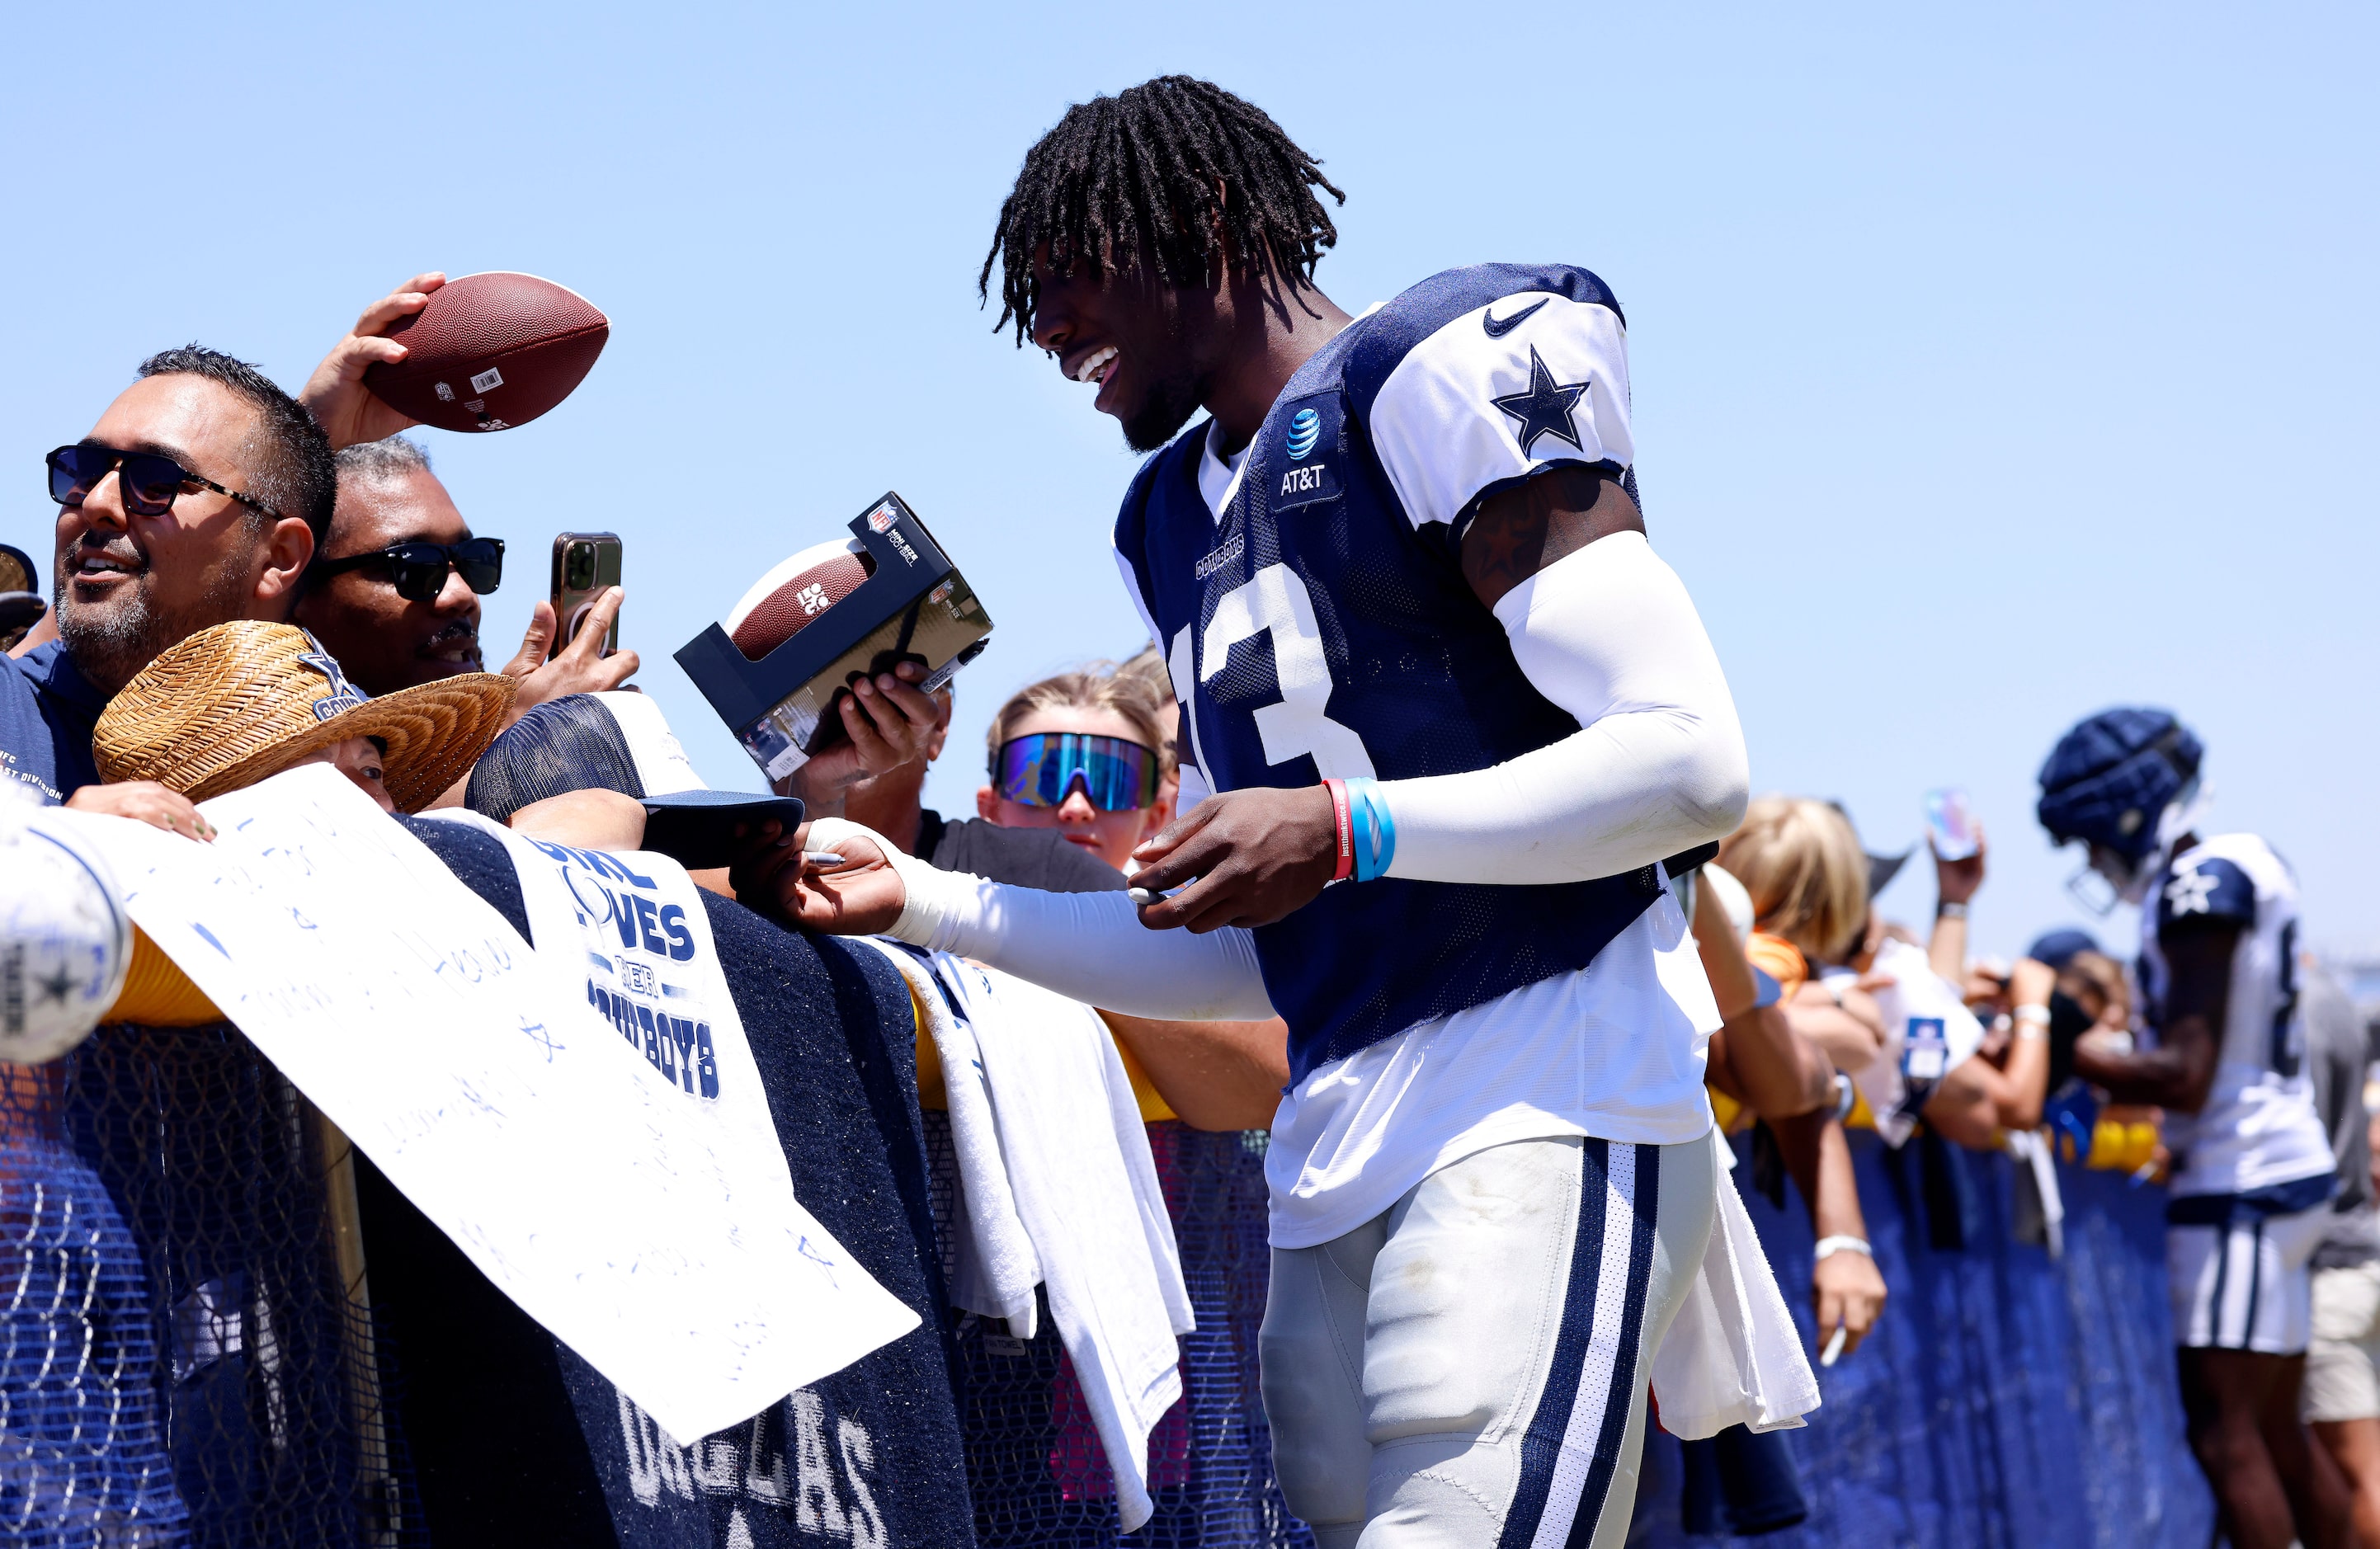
[{"x1": 676, "y1": 492, "x2": 992, "y2": 782}]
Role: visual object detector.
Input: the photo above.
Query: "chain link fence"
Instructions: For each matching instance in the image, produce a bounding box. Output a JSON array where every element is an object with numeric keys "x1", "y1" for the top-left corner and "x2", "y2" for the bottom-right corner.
[
  {"x1": 2, "y1": 1024, "x2": 422, "y2": 1548},
  {"x1": 926, "y1": 1112, "x2": 1311, "y2": 1548}
]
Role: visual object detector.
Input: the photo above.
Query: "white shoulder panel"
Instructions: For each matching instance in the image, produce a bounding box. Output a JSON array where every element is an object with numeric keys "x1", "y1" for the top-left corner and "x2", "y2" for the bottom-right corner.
[{"x1": 1366, "y1": 293, "x2": 1633, "y2": 531}]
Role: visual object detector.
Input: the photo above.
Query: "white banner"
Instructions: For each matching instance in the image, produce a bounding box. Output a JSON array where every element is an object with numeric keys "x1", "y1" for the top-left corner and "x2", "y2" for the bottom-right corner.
[{"x1": 45, "y1": 763, "x2": 918, "y2": 1445}]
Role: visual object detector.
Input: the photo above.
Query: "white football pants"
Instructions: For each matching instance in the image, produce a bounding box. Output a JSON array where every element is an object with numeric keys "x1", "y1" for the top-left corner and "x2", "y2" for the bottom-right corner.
[{"x1": 1261, "y1": 1133, "x2": 1716, "y2": 1548}]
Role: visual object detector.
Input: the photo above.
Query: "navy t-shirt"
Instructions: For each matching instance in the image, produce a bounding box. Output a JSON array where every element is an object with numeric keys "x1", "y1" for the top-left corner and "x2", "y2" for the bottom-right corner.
[{"x1": 1, "y1": 641, "x2": 106, "y2": 802}]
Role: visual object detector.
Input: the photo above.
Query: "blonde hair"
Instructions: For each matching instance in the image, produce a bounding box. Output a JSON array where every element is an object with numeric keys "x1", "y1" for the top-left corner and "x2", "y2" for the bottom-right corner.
[
  {"x1": 984, "y1": 645, "x2": 1178, "y2": 779},
  {"x1": 1717, "y1": 795, "x2": 1869, "y2": 963}
]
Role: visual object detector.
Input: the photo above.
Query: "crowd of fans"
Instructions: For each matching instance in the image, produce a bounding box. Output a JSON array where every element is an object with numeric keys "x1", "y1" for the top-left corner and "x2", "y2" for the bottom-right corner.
[{"x1": 5, "y1": 271, "x2": 2376, "y2": 1549}]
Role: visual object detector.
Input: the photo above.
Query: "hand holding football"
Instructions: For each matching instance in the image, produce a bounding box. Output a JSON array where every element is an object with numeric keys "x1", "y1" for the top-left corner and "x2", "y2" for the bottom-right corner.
[{"x1": 361, "y1": 271, "x2": 610, "y2": 434}]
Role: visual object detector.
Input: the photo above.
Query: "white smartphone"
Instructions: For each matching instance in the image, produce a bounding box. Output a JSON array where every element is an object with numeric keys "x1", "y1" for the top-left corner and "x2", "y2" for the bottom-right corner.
[{"x1": 1922, "y1": 788, "x2": 1979, "y2": 862}]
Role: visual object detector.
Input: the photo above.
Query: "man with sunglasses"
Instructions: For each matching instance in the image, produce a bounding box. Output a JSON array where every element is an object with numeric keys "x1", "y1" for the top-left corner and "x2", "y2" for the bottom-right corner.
[
  {"x1": 291, "y1": 435, "x2": 637, "y2": 709},
  {"x1": 2, "y1": 346, "x2": 332, "y2": 836},
  {"x1": 293, "y1": 276, "x2": 643, "y2": 714}
]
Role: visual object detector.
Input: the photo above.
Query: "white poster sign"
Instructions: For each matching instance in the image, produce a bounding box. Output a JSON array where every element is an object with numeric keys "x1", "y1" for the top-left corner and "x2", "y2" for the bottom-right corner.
[{"x1": 45, "y1": 764, "x2": 918, "y2": 1444}]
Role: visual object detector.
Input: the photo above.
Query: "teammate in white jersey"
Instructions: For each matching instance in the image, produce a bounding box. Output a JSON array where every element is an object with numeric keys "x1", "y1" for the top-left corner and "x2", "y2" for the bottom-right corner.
[
  {"x1": 2038, "y1": 707, "x2": 2348, "y2": 1549},
  {"x1": 744, "y1": 77, "x2": 1816, "y2": 1548}
]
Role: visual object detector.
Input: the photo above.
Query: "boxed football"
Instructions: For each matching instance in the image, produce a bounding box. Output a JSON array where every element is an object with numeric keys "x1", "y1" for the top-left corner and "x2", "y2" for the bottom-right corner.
[{"x1": 676, "y1": 492, "x2": 992, "y2": 782}]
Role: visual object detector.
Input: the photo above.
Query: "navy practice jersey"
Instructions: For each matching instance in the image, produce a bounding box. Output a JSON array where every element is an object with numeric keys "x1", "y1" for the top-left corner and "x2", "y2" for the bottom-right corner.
[
  {"x1": 2140, "y1": 832, "x2": 2332, "y2": 1197},
  {"x1": 1114, "y1": 264, "x2": 1675, "y2": 1083}
]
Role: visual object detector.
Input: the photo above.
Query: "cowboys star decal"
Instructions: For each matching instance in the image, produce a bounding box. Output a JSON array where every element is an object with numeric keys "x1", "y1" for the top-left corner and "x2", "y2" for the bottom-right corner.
[
  {"x1": 1491, "y1": 346, "x2": 1591, "y2": 456},
  {"x1": 2165, "y1": 868, "x2": 2221, "y2": 916}
]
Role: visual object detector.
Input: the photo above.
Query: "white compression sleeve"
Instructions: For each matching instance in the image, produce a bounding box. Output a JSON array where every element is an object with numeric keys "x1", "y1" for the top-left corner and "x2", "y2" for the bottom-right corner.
[
  {"x1": 1381, "y1": 530, "x2": 1750, "y2": 886},
  {"x1": 806, "y1": 819, "x2": 1276, "y2": 1021}
]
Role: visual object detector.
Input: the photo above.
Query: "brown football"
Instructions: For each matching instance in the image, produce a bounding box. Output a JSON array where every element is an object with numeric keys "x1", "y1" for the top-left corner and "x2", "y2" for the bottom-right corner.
[
  {"x1": 724, "y1": 539, "x2": 876, "y2": 662},
  {"x1": 363, "y1": 272, "x2": 609, "y2": 433}
]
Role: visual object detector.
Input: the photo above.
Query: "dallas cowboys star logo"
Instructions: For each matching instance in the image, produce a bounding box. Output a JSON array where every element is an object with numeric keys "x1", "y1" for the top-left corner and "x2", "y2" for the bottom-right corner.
[
  {"x1": 1490, "y1": 346, "x2": 1591, "y2": 456},
  {"x1": 2166, "y1": 867, "x2": 2220, "y2": 915},
  {"x1": 35, "y1": 962, "x2": 77, "y2": 1006}
]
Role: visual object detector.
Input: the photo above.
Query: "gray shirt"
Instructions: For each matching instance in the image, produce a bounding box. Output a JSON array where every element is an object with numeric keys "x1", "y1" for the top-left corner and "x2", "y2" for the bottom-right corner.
[{"x1": 2304, "y1": 963, "x2": 2379, "y2": 1267}]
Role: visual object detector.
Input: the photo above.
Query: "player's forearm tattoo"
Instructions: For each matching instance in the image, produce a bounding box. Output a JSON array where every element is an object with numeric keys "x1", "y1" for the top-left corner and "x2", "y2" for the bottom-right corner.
[{"x1": 1459, "y1": 464, "x2": 1644, "y2": 610}]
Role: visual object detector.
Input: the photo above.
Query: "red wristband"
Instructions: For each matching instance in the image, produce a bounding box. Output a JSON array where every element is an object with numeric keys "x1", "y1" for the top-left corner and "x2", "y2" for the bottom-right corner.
[{"x1": 1324, "y1": 778, "x2": 1354, "y2": 883}]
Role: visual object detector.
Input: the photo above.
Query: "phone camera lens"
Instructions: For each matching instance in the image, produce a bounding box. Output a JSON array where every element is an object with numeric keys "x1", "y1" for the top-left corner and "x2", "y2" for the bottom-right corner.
[{"x1": 566, "y1": 546, "x2": 595, "y2": 588}]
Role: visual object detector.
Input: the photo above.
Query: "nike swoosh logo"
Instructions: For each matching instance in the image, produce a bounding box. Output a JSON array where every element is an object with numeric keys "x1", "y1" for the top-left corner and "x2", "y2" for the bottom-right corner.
[{"x1": 1482, "y1": 297, "x2": 1548, "y2": 338}]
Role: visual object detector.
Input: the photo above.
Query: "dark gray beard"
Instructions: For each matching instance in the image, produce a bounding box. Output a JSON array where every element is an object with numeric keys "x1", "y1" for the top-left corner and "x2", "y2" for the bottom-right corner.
[{"x1": 58, "y1": 565, "x2": 252, "y2": 697}]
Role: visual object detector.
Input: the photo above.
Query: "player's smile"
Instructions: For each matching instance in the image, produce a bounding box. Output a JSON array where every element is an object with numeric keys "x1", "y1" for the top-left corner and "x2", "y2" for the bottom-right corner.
[{"x1": 1058, "y1": 338, "x2": 1126, "y2": 414}]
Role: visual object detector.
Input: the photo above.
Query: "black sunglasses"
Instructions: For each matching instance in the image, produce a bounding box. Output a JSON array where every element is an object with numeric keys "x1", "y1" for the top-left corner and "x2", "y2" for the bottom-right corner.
[
  {"x1": 311, "y1": 538, "x2": 506, "y2": 603},
  {"x1": 47, "y1": 442, "x2": 278, "y2": 520}
]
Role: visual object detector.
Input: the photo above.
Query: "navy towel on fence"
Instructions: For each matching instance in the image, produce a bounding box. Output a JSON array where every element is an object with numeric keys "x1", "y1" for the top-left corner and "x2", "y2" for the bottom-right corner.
[{"x1": 554, "y1": 889, "x2": 976, "y2": 1549}]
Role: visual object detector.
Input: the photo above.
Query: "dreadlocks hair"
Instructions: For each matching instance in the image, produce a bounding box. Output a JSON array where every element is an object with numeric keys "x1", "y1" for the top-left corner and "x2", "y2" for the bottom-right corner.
[{"x1": 979, "y1": 76, "x2": 1346, "y2": 344}]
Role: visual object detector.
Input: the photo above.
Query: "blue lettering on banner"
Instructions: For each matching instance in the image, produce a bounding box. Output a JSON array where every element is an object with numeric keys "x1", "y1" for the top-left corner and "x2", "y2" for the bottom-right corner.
[
  {"x1": 589, "y1": 982, "x2": 719, "y2": 1099},
  {"x1": 658, "y1": 903, "x2": 695, "y2": 962},
  {"x1": 528, "y1": 837, "x2": 657, "y2": 890},
  {"x1": 632, "y1": 894, "x2": 668, "y2": 955},
  {"x1": 549, "y1": 843, "x2": 723, "y2": 1099},
  {"x1": 638, "y1": 1003, "x2": 670, "y2": 1081}
]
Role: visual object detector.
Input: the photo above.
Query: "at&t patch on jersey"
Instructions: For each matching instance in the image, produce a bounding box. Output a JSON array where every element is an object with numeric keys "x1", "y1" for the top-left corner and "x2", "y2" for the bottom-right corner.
[{"x1": 1273, "y1": 393, "x2": 1342, "y2": 511}]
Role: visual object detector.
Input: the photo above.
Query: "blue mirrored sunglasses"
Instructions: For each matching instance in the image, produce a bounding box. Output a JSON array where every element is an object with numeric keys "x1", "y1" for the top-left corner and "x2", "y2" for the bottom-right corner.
[{"x1": 992, "y1": 732, "x2": 1160, "y2": 812}]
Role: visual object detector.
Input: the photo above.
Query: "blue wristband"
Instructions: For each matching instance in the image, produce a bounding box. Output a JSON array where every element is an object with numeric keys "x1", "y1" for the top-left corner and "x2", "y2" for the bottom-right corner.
[{"x1": 1342, "y1": 777, "x2": 1397, "y2": 883}]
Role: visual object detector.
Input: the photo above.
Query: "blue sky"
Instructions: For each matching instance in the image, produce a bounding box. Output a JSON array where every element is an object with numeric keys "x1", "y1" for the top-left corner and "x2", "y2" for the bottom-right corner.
[{"x1": 4, "y1": 2, "x2": 2370, "y2": 960}]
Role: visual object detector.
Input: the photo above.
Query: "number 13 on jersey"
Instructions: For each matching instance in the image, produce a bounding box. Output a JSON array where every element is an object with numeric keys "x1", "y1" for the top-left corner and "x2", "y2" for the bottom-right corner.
[{"x1": 1167, "y1": 563, "x2": 1376, "y2": 789}]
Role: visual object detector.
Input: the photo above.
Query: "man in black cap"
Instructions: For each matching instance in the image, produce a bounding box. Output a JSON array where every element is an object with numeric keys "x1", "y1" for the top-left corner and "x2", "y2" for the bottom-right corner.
[{"x1": 2041, "y1": 707, "x2": 2349, "y2": 1549}]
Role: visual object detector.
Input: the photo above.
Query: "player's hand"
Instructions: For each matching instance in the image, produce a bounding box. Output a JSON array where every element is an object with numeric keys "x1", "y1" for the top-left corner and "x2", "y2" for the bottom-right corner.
[
  {"x1": 300, "y1": 272, "x2": 446, "y2": 449},
  {"x1": 729, "y1": 819, "x2": 907, "y2": 935},
  {"x1": 500, "y1": 588, "x2": 640, "y2": 723},
  {"x1": 1813, "y1": 1248, "x2": 1886, "y2": 1359},
  {"x1": 1129, "y1": 784, "x2": 1338, "y2": 932},
  {"x1": 66, "y1": 780, "x2": 214, "y2": 842},
  {"x1": 1934, "y1": 822, "x2": 1987, "y2": 906}
]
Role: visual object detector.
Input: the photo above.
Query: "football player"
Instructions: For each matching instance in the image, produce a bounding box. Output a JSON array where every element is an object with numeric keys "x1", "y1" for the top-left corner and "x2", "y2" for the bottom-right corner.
[
  {"x1": 2041, "y1": 708, "x2": 2350, "y2": 1549},
  {"x1": 753, "y1": 77, "x2": 1797, "y2": 1545}
]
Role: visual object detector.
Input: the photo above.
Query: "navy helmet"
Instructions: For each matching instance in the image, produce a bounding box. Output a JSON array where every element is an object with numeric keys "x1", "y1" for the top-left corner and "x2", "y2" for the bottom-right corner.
[{"x1": 2035, "y1": 708, "x2": 2202, "y2": 864}]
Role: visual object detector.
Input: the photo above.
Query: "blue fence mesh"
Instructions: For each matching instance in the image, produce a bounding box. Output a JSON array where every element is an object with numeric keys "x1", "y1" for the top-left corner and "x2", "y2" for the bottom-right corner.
[
  {"x1": 927, "y1": 1112, "x2": 1310, "y2": 1548},
  {"x1": 2, "y1": 1027, "x2": 422, "y2": 1548},
  {"x1": 1630, "y1": 1129, "x2": 2217, "y2": 1549}
]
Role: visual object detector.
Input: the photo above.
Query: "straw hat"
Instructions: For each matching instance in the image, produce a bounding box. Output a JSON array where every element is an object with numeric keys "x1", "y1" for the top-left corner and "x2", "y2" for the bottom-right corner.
[{"x1": 93, "y1": 621, "x2": 516, "y2": 812}]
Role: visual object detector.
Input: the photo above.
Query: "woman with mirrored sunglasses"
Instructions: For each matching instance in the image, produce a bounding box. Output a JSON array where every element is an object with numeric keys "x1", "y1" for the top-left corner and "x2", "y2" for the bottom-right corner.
[
  {"x1": 974, "y1": 655, "x2": 1289, "y2": 1124},
  {"x1": 978, "y1": 681, "x2": 1174, "y2": 873}
]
